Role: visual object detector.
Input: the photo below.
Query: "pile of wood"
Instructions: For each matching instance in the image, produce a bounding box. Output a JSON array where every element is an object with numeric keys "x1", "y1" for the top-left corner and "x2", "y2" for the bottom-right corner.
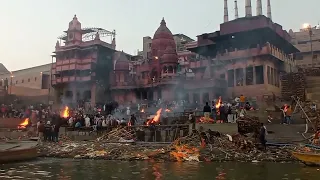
[
  {"x1": 300, "y1": 68, "x2": 320, "y2": 76},
  {"x1": 237, "y1": 115, "x2": 260, "y2": 135},
  {"x1": 96, "y1": 127, "x2": 136, "y2": 143},
  {"x1": 281, "y1": 72, "x2": 305, "y2": 101}
]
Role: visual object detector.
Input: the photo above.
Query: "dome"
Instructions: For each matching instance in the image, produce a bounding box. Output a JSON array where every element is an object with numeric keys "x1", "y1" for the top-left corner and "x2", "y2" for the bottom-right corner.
[
  {"x1": 161, "y1": 46, "x2": 178, "y2": 64},
  {"x1": 114, "y1": 51, "x2": 130, "y2": 71},
  {"x1": 151, "y1": 18, "x2": 176, "y2": 58}
]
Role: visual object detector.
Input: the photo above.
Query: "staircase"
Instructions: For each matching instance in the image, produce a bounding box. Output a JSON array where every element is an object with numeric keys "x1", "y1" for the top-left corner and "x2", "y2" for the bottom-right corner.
[
  {"x1": 306, "y1": 76, "x2": 320, "y2": 101},
  {"x1": 266, "y1": 124, "x2": 312, "y2": 143}
]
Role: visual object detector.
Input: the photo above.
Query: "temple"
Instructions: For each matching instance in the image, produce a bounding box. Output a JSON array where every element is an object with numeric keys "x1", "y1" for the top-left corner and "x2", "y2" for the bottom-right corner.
[
  {"x1": 111, "y1": 18, "x2": 226, "y2": 104},
  {"x1": 52, "y1": 0, "x2": 300, "y2": 106},
  {"x1": 51, "y1": 15, "x2": 116, "y2": 107}
]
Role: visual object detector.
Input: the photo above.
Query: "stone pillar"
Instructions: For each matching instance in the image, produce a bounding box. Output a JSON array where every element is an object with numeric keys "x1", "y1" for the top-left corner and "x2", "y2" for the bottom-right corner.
[
  {"x1": 243, "y1": 68, "x2": 246, "y2": 86},
  {"x1": 233, "y1": 69, "x2": 236, "y2": 87},
  {"x1": 264, "y1": 65, "x2": 268, "y2": 85},
  {"x1": 253, "y1": 66, "x2": 256, "y2": 84},
  {"x1": 72, "y1": 86, "x2": 77, "y2": 104},
  {"x1": 91, "y1": 83, "x2": 96, "y2": 107},
  {"x1": 153, "y1": 90, "x2": 158, "y2": 101}
]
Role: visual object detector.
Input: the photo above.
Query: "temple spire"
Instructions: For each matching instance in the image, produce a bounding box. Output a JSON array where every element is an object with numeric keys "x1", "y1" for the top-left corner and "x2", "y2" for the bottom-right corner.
[
  {"x1": 234, "y1": 0, "x2": 239, "y2": 19},
  {"x1": 245, "y1": 0, "x2": 252, "y2": 17},
  {"x1": 256, "y1": 0, "x2": 262, "y2": 16},
  {"x1": 267, "y1": 0, "x2": 272, "y2": 20},
  {"x1": 224, "y1": 0, "x2": 229, "y2": 22}
]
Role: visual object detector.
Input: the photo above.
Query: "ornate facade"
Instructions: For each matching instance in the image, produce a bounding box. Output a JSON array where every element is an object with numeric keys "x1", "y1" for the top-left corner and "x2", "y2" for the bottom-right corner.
[
  {"x1": 111, "y1": 18, "x2": 226, "y2": 105},
  {"x1": 52, "y1": 15, "x2": 115, "y2": 107}
]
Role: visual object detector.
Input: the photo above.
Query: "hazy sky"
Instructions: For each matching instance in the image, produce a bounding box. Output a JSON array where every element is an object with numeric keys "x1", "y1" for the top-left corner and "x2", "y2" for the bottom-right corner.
[{"x1": 0, "y1": 0, "x2": 319, "y2": 71}]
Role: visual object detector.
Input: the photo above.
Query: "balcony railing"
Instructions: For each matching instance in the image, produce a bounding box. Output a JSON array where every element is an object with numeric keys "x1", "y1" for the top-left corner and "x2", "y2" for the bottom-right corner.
[{"x1": 52, "y1": 75, "x2": 93, "y2": 85}]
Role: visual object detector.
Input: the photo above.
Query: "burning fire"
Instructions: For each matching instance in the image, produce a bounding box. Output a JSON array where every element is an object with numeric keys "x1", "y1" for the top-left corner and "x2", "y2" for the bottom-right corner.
[
  {"x1": 18, "y1": 118, "x2": 29, "y2": 129},
  {"x1": 198, "y1": 117, "x2": 214, "y2": 124},
  {"x1": 141, "y1": 109, "x2": 145, "y2": 113},
  {"x1": 62, "y1": 106, "x2": 69, "y2": 118},
  {"x1": 146, "y1": 108, "x2": 162, "y2": 125},
  {"x1": 170, "y1": 145, "x2": 200, "y2": 162},
  {"x1": 165, "y1": 109, "x2": 171, "y2": 112}
]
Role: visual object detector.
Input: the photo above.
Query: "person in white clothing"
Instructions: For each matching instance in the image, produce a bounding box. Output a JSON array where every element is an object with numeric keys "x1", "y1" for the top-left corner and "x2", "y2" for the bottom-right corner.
[
  {"x1": 126, "y1": 107, "x2": 131, "y2": 116},
  {"x1": 85, "y1": 115, "x2": 91, "y2": 127},
  {"x1": 68, "y1": 117, "x2": 74, "y2": 126}
]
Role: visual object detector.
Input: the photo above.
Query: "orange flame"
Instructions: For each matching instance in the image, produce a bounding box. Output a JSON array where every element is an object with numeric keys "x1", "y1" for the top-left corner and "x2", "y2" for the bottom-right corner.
[
  {"x1": 141, "y1": 109, "x2": 145, "y2": 113},
  {"x1": 62, "y1": 106, "x2": 69, "y2": 118},
  {"x1": 216, "y1": 96, "x2": 222, "y2": 109},
  {"x1": 170, "y1": 145, "x2": 200, "y2": 162},
  {"x1": 18, "y1": 118, "x2": 29, "y2": 129},
  {"x1": 165, "y1": 109, "x2": 171, "y2": 112},
  {"x1": 147, "y1": 108, "x2": 162, "y2": 125}
]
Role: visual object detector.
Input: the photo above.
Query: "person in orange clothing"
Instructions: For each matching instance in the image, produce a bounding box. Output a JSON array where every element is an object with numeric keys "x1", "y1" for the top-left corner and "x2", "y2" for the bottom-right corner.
[
  {"x1": 312, "y1": 129, "x2": 320, "y2": 145},
  {"x1": 285, "y1": 105, "x2": 292, "y2": 124},
  {"x1": 239, "y1": 95, "x2": 245, "y2": 108}
]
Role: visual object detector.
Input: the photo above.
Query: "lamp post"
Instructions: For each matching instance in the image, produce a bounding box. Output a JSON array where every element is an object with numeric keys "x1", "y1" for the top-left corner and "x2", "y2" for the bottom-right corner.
[{"x1": 303, "y1": 23, "x2": 314, "y2": 67}]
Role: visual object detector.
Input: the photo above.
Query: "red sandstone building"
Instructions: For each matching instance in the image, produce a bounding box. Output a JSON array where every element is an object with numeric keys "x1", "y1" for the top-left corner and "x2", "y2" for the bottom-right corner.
[
  {"x1": 51, "y1": 15, "x2": 116, "y2": 107},
  {"x1": 52, "y1": 1, "x2": 300, "y2": 106},
  {"x1": 111, "y1": 0, "x2": 299, "y2": 105}
]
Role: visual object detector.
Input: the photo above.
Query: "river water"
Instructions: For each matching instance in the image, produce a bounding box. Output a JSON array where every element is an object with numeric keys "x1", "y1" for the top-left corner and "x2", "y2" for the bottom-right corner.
[{"x1": 0, "y1": 158, "x2": 319, "y2": 180}]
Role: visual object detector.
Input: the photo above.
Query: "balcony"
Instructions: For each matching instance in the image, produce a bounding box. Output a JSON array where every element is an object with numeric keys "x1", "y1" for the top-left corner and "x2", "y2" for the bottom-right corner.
[
  {"x1": 55, "y1": 58, "x2": 96, "y2": 66},
  {"x1": 55, "y1": 63, "x2": 93, "y2": 72},
  {"x1": 52, "y1": 75, "x2": 93, "y2": 85}
]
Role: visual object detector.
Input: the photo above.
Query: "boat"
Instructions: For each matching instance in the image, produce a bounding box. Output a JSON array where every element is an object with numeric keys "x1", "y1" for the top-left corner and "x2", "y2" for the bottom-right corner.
[
  {"x1": 291, "y1": 151, "x2": 320, "y2": 166},
  {"x1": 0, "y1": 141, "x2": 38, "y2": 163}
]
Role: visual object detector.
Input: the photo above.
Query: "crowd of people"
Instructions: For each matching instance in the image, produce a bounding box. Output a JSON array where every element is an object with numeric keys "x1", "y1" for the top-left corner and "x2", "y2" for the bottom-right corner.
[{"x1": 202, "y1": 95, "x2": 252, "y2": 123}]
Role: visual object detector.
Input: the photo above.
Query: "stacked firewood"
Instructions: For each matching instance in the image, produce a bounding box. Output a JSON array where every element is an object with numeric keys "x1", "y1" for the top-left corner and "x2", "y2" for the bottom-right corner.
[
  {"x1": 301, "y1": 68, "x2": 320, "y2": 76},
  {"x1": 237, "y1": 115, "x2": 260, "y2": 135},
  {"x1": 281, "y1": 72, "x2": 305, "y2": 101},
  {"x1": 96, "y1": 127, "x2": 136, "y2": 142}
]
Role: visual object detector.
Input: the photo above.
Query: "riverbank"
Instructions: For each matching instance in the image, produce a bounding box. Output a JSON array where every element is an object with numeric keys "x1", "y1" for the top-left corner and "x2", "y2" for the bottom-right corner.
[{"x1": 38, "y1": 132, "x2": 299, "y2": 163}]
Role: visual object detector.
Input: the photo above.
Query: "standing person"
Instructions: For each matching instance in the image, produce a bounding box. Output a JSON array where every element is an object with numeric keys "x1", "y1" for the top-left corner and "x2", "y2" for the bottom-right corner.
[
  {"x1": 259, "y1": 123, "x2": 268, "y2": 150},
  {"x1": 229, "y1": 103, "x2": 237, "y2": 123},
  {"x1": 44, "y1": 121, "x2": 52, "y2": 142},
  {"x1": 37, "y1": 121, "x2": 45, "y2": 144},
  {"x1": 285, "y1": 105, "x2": 292, "y2": 124},
  {"x1": 239, "y1": 94, "x2": 245, "y2": 108},
  {"x1": 129, "y1": 114, "x2": 136, "y2": 126},
  {"x1": 203, "y1": 102, "x2": 212, "y2": 122},
  {"x1": 211, "y1": 101, "x2": 216, "y2": 120},
  {"x1": 52, "y1": 123, "x2": 60, "y2": 142}
]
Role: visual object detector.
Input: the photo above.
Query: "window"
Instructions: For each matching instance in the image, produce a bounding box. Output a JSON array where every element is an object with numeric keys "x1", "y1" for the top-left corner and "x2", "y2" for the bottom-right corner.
[
  {"x1": 235, "y1": 68, "x2": 244, "y2": 86},
  {"x1": 227, "y1": 69, "x2": 234, "y2": 87},
  {"x1": 313, "y1": 55, "x2": 318, "y2": 59},
  {"x1": 255, "y1": 66, "x2": 264, "y2": 84},
  {"x1": 21, "y1": 79, "x2": 24, "y2": 83},
  {"x1": 35, "y1": 77, "x2": 37, "y2": 81},
  {"x1": 246, "y1": 66, "x2": 253, "y2": 85},
  {"x1": 28, "y1": 78, "x2": 30, "y2": 82}
]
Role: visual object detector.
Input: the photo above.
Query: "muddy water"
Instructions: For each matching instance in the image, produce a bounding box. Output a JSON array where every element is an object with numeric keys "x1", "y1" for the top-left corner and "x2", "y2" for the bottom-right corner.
[{"x1": 0, "y1": 158, "x2": 319, "y2": 180}]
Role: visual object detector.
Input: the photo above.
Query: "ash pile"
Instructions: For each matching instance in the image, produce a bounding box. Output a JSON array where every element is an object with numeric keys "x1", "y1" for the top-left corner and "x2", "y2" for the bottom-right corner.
[{"x1": 168, "y1": 128, "x2": 295, "y2": 162}]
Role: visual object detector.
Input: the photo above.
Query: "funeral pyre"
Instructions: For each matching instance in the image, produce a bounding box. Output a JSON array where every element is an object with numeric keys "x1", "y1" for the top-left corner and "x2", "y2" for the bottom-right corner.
[{"x1": 38, "y1": 126, "x2": 297, "y2": 162}]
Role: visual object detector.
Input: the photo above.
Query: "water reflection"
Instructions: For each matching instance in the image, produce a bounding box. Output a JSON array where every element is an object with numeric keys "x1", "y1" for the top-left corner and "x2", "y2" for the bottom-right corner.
[{"x1": 0, "y1": 158, "x2": 319, "y2": 180}]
